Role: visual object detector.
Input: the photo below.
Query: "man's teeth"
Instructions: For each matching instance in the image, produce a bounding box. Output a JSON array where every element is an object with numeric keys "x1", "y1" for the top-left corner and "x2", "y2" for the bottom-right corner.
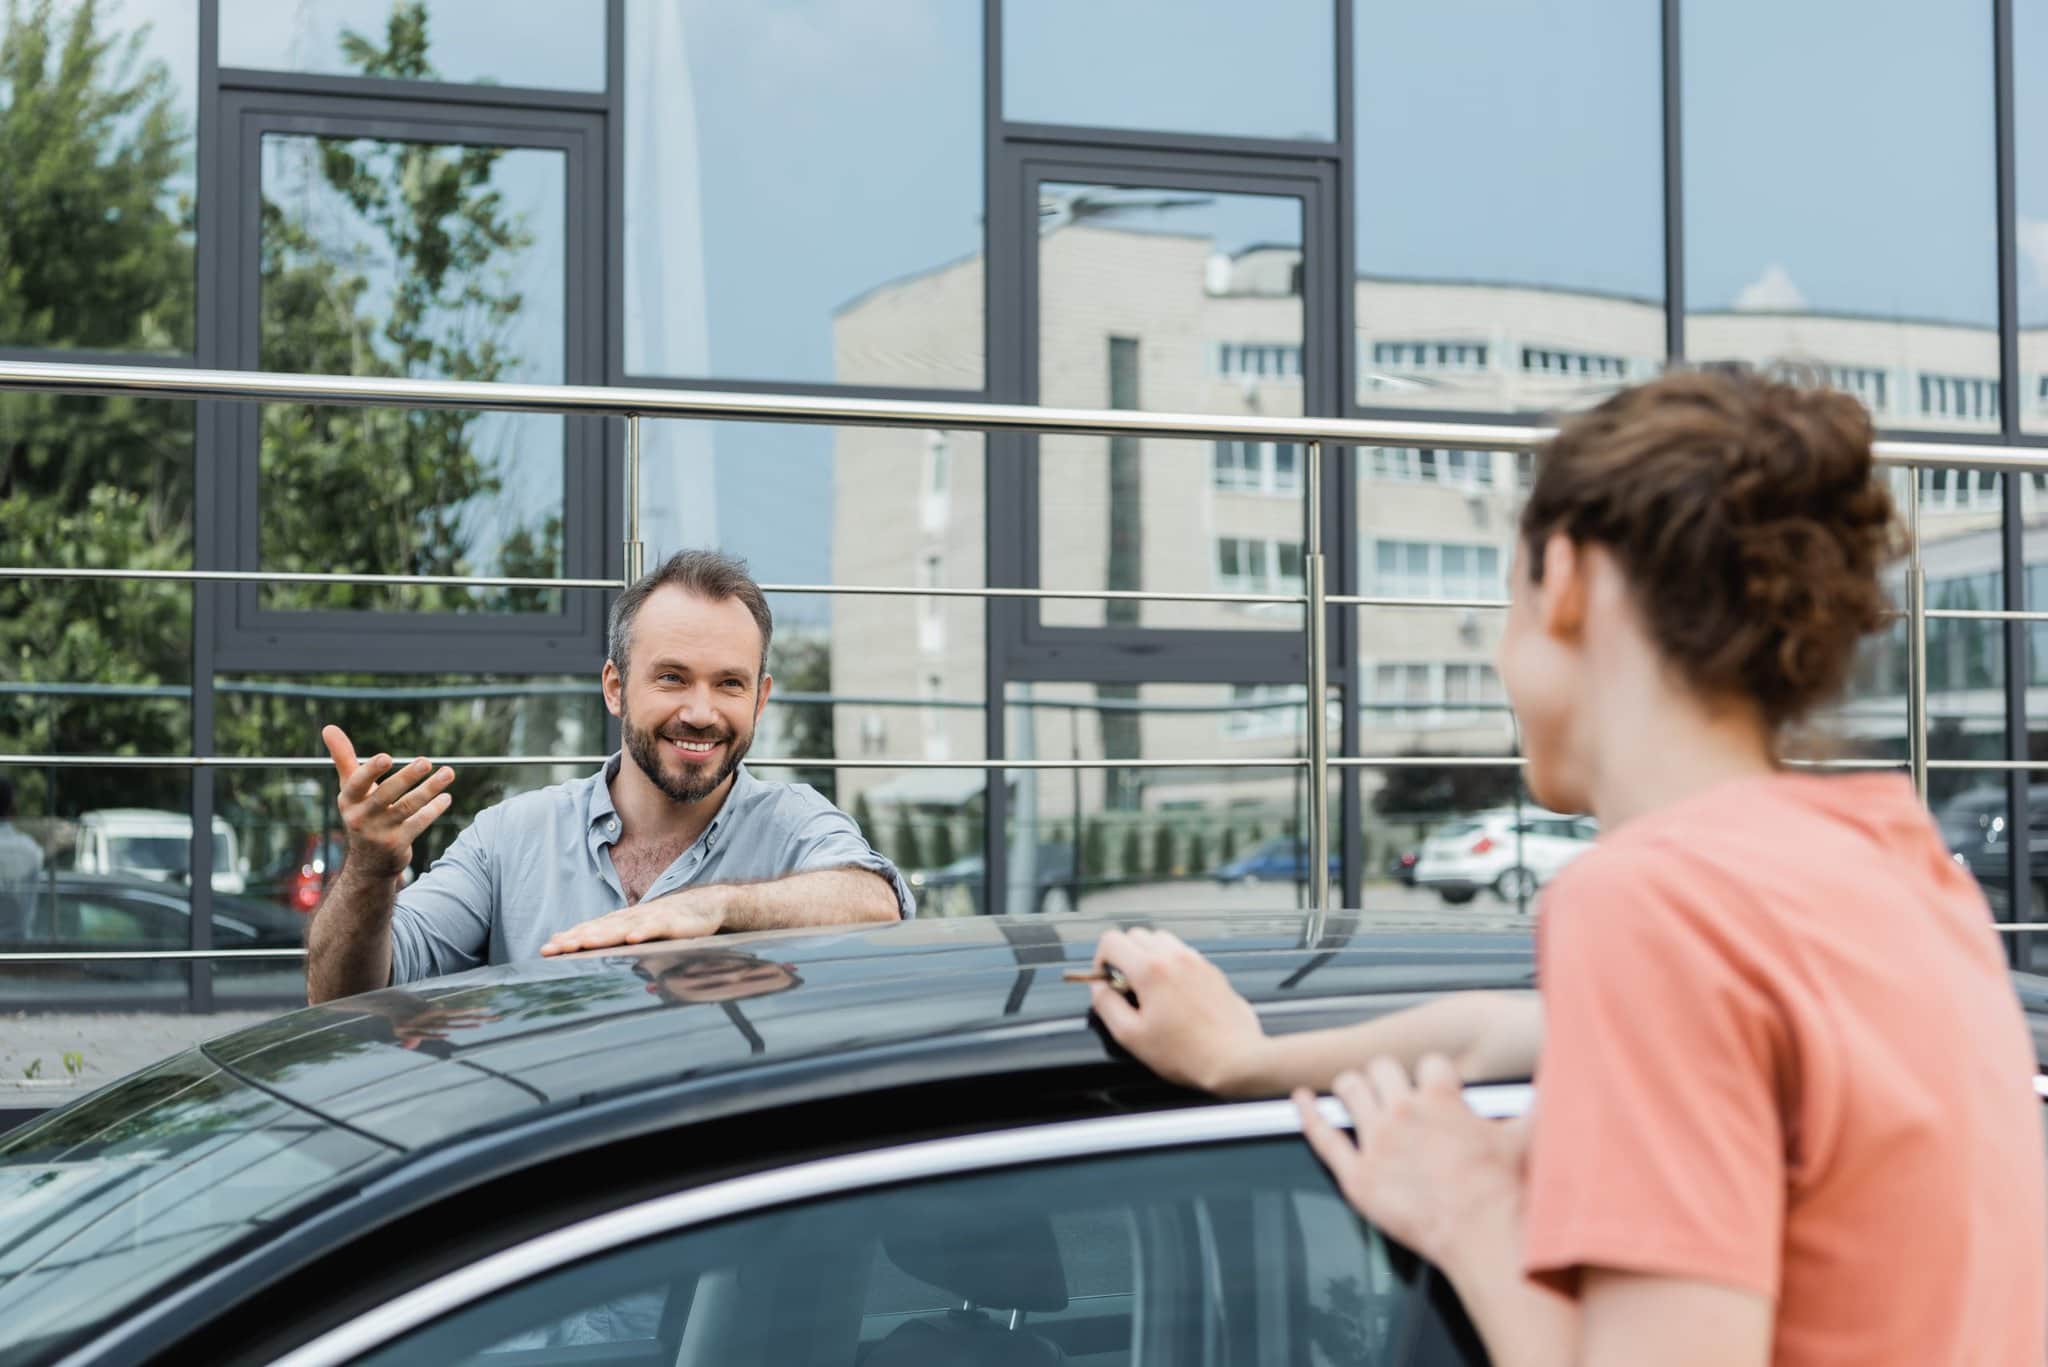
[{"x1": 672, "y1": 739, "x2": 718, "y2": 754}]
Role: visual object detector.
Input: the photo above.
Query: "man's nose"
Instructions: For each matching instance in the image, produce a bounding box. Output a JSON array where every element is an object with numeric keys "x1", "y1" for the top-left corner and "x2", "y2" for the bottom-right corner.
[{"x1": 675, "y1": 686, "x2": 718, "y2": 727}]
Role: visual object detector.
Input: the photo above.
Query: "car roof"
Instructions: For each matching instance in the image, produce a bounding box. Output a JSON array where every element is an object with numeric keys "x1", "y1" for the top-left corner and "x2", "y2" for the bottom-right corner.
[{"x1": 201, "y1": 911, "x2": 1539, "y2": 1151}]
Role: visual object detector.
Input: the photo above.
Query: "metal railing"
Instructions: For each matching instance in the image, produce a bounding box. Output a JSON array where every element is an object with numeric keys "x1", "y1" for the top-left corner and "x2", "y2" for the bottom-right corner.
[{"x1": 3, "y1": 355, "x2": 2048, "y2": 961}]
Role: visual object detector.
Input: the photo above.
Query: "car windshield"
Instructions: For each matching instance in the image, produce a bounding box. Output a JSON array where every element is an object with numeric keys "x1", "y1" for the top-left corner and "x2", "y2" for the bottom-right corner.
[
  {"x1": 0, "y1": 1052, "x2": 389, "y2": 1365},
  {"x1": 104, "y1": 834, "x2": 232, "y2": 875},
  {"x1": 1431, "y1": 821, "x2": 1481, "y2": 840}
]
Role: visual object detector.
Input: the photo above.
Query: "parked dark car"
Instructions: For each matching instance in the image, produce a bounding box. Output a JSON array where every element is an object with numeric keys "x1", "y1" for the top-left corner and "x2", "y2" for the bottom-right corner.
[
  {"x1": 908, "y1": 843, "x2": 1078, "y2": 915},
  {"x1": 1211, "y1": 837, "x2": 1338, "y2": 886},
  {"x1": 0, "y1": 913, "x2": 1555, "y2": 1366},
  {"x1": 0, "y1": 872, "x2": 304, "y2": 971},
  {"x1": 1938, "y1": 784, "x2": 2048, "y2": 918},
  {"x1": 1389, "y1": 849, "x2": 1420, "y2": 886}
]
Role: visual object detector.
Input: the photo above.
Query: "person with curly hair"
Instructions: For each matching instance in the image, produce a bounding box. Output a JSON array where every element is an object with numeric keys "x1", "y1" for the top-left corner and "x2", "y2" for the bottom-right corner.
[{"x1": 1088, "y1": 369, "x2": 2045, "y2": 1365}]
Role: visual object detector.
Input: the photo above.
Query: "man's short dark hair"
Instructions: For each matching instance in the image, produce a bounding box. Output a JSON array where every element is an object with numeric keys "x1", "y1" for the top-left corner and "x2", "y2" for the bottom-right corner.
[{"x1": 607, "y1": 550, "x2": 774, "y2": 682}]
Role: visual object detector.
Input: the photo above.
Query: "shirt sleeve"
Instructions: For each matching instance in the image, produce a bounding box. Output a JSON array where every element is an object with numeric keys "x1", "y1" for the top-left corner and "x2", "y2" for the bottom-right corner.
[
  {"x1": 1523, "y1": 845, "x2": 1787, "y2": 1300},
  {"x1": 780, "y1": 794, "x2": 916, "y2": 918},
  {"x1": 389, "y1": 807, "x2": 499, "y2": 984}
]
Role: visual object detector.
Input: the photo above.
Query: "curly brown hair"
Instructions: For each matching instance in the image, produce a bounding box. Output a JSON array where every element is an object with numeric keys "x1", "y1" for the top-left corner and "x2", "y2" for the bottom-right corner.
[{"x1": 1519, "y1": 368, "x2": 1902, "y2": 729}]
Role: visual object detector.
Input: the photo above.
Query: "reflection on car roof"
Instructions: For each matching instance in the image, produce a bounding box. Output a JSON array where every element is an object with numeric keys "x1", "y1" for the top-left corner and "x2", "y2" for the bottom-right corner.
[{"x1": 201, "y1": 910, "x2": 1538, "y2": 1150}]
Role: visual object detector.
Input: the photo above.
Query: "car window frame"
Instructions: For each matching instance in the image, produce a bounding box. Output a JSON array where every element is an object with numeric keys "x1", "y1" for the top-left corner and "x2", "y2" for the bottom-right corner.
[{"x1": 259, "y1": 1084, "x2": 1535, "y2": 1367}]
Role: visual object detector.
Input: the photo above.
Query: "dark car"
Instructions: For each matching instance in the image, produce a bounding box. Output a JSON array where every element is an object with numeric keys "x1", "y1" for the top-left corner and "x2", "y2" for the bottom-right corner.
[
  {"x1": 1211, "y1": 837, "x2": 1340, "y2": 886},
  {"x1": 1, "y1": 872, "x2": 304, "y2": 968},
  {"x1": 1938, "y1": 785, "x2": 2048, "y2": 918},
  {"x1": 908, "y1": 843, "x2": 1079, "y2": 915},
  {"x1": 0, "y1": 913, "x2": 1554, "y2": 1367},
  {"x1": 1389, "y1": 849, "x2": 1420, "y2": 886}
]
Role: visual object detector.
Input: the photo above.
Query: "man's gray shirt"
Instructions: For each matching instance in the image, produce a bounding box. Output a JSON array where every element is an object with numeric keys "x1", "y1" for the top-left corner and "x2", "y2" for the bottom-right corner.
[{"x1": 389, "y1": 757, "x2": 913, "y2": 983}]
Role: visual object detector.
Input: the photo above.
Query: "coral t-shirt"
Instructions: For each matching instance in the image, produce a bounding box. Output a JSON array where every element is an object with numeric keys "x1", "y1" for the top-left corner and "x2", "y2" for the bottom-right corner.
[{"x1": 1523, "y1": 773, "x2": 2045, "y2": 1364}]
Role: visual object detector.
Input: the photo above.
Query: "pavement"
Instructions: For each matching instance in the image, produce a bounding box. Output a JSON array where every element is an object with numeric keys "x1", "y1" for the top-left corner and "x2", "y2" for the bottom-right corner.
[{"x1": 0, "y1": 1009, "x2": 275, "y2": 1114}]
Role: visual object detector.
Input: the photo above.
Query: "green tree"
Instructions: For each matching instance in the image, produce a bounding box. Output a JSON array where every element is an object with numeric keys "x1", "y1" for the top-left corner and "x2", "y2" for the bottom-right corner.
[
  {"x1": 1, "y1": 1, "x2": 563, "y2": 864},
  {"x1": 928, "y1": 818, "x2": 957, "y2": 870},
  {"x1": 1119, "y1": 826, "x2": 1143, "y2": 880},
  {"x1": 1186, "y1": 829, "x2": 1208, "y2": 874},
  {"x1": 892, "y1": 807, "x2": 925, "y2": 873},
  {"x1": 1150, "y1": 825, "x2": 1176, "y2": 879},
  {"x1": 1081, "y1": 821, "x2": 1107, "y2": 878},
  {"x1": 1369, "y1": 751, "x2": 1521, "y2": 818},
  {"x1": 0, "y1": 0, "x2": 194, "y2": 352},
  {"x1": 771, "y1": 634, "x2": 836, "y2": 801},
  {"x1": 850, "y1": 793, "x2": 877, "y2": 845},
  {"x1": 255, "y1": 9, "x2": 557, "y2": 614},
  {"x1": 1, "y1": 0, "x2": 195, "y2": 816},
  {"x1": 1219, "y1": 825, "x2": 1238, "y2": 864}
]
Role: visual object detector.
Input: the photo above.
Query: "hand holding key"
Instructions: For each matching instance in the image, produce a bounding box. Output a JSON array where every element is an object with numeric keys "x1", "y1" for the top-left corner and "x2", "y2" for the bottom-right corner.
[{"x1": 321, "y1": 725, "x2": 457, "y2": 881}]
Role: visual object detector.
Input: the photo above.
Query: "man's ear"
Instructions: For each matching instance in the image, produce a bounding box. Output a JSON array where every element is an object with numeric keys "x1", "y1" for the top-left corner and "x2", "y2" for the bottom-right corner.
[
  {"x1": 1538, "y1": 532, "x2": 1588, "y2": 642},
  {"x1": 755, "y1": 672, "x2": 774, "y2": 721},
  {"x1": 601, "y1": 659, "x2": 624, "y2": 720}
]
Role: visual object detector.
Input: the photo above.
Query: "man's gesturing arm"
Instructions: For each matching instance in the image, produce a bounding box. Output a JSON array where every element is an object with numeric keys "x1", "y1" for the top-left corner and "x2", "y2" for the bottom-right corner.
[
  {"x1": 540, "y1": 866, "x2": 898, "y2": 955},
  {"x1": 306, "y1": 725, "x2": 456, "y2": 1004}
]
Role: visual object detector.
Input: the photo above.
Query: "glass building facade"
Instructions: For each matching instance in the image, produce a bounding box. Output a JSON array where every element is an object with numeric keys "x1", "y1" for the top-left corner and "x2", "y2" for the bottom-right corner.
[{"x1": 3, "y1": 0, "x2": 2046, "y2": 1022}]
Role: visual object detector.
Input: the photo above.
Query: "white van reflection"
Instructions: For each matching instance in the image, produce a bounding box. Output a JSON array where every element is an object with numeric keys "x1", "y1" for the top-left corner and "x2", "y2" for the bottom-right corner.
[{"x1": 71, "y1": 809, "x2": 248, "y2": 895}]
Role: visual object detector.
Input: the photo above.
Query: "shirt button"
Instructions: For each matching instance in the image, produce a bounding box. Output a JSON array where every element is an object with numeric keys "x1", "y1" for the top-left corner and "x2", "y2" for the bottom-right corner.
[{"x1": 607, "y1": 819, "x2": 618, "y2": 834}]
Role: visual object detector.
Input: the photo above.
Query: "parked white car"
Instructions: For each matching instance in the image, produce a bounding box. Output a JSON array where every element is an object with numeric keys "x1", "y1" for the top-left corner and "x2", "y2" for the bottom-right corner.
[
  {"x1": 71, "y1": 809, "x2": 248, "y2": 895},
  {"x1": 1413, "y1": 807, "x2": 1598, "y2": 905}
]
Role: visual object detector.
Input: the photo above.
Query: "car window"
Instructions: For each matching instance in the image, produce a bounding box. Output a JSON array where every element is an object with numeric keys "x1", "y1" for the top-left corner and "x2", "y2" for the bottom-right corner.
[
  {"x1": 70, "y1": 894, "x2": 157, "y2": 942},
  {"x1": 347, "y1": 1137, "x2": 1484, "y2": 1367}
]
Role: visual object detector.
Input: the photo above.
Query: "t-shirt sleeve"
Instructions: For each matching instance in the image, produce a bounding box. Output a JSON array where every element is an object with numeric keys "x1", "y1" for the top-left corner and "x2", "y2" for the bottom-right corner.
[
  {"x1": 388, "y1": 808, "x2": 498, "y2": 984},
  {"x1": 780, "y1": 794, "x2": 916, "y2": 918},
  {"x1": 1523, "y1": 845, "x2": 1787, "y2": 1300}
]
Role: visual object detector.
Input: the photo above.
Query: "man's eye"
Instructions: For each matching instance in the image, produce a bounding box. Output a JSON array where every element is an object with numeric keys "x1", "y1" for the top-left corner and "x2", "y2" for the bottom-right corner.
[
  {"x1": 722, "y1": 679, "x2": 745, "y2": 690},
  {"x1": 657, "y1": 673, "x2": 681, "y2": 684}
]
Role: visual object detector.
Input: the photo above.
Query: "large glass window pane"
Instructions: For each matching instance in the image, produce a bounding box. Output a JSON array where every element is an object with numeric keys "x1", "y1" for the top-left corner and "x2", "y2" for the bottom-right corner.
[
  {"x1": 1004, "y1": 0, "x2": 1335, "y2": 141},
  {"x1": 1006, "y1": 682, "x2": 1333, "y2": 913},
  {"x1": 210, "y1": 672, "x2": 605, "y2": 1000},
  {"x1": 0, "y1": 764, "x2": 198, "y2": 1008},
  {"x1": 0, "y1": 0, "x2": 196, "y2": 352},
  {"x1": 1038, "y1": 185, "x2": 1306, "y2": 630},
  {"x1": 2018, "y1": 0, "x2": 2048, "y2": 435},
  {"x1": 218, "y1": 0, "x2": 604, "y2": 91},
  {"x1": 1683, "y1": 0, "x2": 1997, "y2": 429},
  {"x1": 1354, "y1": 1, "x2": 1662, "y2": 412},
  {"x1": 2, "y1": 397, "x2": 194, "y2": 761},
  {"x1": 637, "y1": 419, "x2": 988, "y2": 812},
  {"x1": 257, "y1": 133, "x2": 568, "y2": 614},
  {"x1": 623, "y1": 1, "x2": 983, "y2": 387}
]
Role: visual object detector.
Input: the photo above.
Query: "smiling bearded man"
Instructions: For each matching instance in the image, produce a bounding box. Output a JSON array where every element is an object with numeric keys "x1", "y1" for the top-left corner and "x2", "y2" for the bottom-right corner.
[{"x1": 304, "y1": 550, "x2": 912, "y2": 1003}]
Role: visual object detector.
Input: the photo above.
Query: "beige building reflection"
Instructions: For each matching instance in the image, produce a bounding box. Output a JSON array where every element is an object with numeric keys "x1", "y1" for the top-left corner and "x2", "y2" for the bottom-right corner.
[{"x1": 829, "y1": 215, "x2": 2039, "y2": 871}]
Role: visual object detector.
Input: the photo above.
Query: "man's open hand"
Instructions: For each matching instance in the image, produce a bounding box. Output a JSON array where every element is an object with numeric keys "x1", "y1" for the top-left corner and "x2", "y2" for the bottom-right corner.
[
  {"x1": 323, "y1": 724, "x2": 456, "y2": 881},
  {"x1": 540, "y1": 888, "x2": 726, "y2": 956}
]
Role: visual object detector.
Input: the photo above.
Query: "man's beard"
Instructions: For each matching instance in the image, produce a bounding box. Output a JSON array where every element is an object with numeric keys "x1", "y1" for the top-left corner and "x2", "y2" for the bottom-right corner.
[{"x1": 622, "y1": 709, "x2": 753, "y2": 805}]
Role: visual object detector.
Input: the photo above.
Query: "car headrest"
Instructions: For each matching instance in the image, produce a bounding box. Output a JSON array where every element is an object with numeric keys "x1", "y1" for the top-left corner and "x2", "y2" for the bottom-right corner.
[{"x1": 881, "y1": 1202, "x2": 1069, "y2": 1312}]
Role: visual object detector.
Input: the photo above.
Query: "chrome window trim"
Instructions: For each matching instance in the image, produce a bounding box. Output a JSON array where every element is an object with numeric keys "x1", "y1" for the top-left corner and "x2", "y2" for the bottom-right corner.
[{"x1": 261, "y1": 1085, "x2": 1533, "y2": 1367}]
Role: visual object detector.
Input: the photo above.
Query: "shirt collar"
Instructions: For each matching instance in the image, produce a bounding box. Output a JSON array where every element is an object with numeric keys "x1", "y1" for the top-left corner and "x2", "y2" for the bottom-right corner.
[{"x1": 587, "y1": 753, "x2": 756, "y2": 846}]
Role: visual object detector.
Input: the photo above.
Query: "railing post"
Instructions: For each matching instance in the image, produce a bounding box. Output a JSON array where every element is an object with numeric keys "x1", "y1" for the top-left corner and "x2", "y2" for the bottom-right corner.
[
  {"x1": 1304, "y1": 439, "x2": 1331, "y2": 942},
  {"x1": 624, "y1": 413, "x2": 646, "y2": 586},
  {"x1": 1906, "y1": 466, "x2": 1929, "y2": 802}
]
